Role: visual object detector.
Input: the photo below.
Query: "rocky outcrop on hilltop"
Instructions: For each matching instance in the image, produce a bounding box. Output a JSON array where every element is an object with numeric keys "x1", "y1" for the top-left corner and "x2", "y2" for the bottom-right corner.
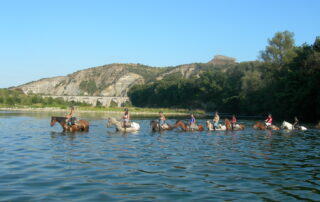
[{"x1": 208, "y1": 55, "x2": 236, "y2": 65}]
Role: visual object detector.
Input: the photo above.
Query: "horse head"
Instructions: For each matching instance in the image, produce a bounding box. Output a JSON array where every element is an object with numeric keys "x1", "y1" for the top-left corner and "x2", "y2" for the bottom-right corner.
[
  {"x1": 206, "y1": 120, "x2": 213, "y2": 130},
  {"x1": 106, "y1": 117, "x2": 117, "y2": 128},
  {"x1": 150, "y1": 120, "x2": 160, "y2": 131},
  {"x1": 281, "y1": 121, "x2": 292, "y2": 130},
  {"x1": 50, "y1": 117, "x2": 57, "y2": 126},
  {"x1": 253, "y1": 121, "x2": 266, "y2": 130}
]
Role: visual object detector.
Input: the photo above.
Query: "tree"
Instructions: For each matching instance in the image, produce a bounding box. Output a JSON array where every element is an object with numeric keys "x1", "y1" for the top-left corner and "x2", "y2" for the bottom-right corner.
[{"x1": 260, "y1": 31, "x2": 296, "y2": 66}]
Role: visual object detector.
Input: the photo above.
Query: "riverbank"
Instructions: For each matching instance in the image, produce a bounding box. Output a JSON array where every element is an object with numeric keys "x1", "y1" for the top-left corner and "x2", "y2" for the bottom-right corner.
[{"x1": 0, "y1": 106, "x2": 205, "y2": 116}]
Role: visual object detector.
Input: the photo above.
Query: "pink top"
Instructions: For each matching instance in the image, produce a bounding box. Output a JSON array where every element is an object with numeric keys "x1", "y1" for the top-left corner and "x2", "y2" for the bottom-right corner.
[
  {"x1": 266, "y1": 117, "x2": 272, "y2": 124},
  {"x1": 232, "y1": 116, "x2": 236, "y2": 124}
]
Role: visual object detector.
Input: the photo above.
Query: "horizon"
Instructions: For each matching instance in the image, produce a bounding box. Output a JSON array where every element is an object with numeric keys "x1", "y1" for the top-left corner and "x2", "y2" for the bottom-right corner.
[{"x1": 1, "y1": 0, "x2": 320, "y2": 88}]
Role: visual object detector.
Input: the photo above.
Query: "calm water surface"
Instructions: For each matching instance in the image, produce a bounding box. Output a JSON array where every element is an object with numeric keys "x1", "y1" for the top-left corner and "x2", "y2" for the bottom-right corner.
[{"x1": 0, "y1": 111, "x2": 319, "y2": 201}]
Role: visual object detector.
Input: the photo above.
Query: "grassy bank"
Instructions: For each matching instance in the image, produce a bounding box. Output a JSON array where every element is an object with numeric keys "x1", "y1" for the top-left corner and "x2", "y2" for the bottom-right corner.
[{"x1": 0, "y1": 104, "x2": 205, "y2": 116}]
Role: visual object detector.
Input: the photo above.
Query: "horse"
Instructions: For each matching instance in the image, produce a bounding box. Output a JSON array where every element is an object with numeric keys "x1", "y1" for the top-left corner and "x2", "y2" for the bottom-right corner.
[
  {"x1": 175, "y1": 120, "x2": 204, "y2": 132},
  {"x1": 107, "y1": 117, "x2": 140, "y2": 133},
  {"x1": 225, "y1": 118, "x2": 245, "y2": 131},
  {"x1": 281, "y1": 121, "x2": 307, "y2": 131},
  {"x1": 206, "y1": 120, "x2": 226, "y2": 131},
  {"x1": 253, "y1": 121, "x2": 279, "y2": 130},
  {"x1": 150, "y1": 120, "x2": 174, "y2": 132},
  {"x1": 50, "y1": 116, "x2": 89, "y2": 132}
]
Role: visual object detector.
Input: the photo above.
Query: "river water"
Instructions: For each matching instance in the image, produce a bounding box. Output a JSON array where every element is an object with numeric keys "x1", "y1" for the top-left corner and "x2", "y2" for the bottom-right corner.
[{"x1": 0, "y1": 111, "x2": 319, "y2": 201}]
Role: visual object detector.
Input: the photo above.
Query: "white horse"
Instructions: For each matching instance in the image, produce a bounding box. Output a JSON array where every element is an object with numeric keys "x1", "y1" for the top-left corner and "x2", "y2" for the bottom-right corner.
[
  {"x1": 281, "y1": 121, "x2": 307, "y2": 131},
  {"x1": 206, "y1": 120, "x2": 227, "y2": 131},
  {"x1": 107, "y1": 117, "x2": 140, "y2": 132}
]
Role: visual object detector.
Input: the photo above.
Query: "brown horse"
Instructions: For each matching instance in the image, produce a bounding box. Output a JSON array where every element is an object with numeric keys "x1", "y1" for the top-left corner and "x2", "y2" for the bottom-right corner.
[
  {"x1": 150, "y1": 120, "x2": 175, "y2": 132},
  {"x1": 225, "y1": 118, "x2": 245, "y2": 131},
  {"x1": 225, "y1": 118, "x2": 232, "y2": 130},
  {"x1": 253, "y1": 121, "x2": 279, "y2": 130},
  {"x1": 50, "y1": 116, "x2": 89, "y2": 132},
  {"x1": 175, "y1": 120, "x2": 204, "y2": 132}
]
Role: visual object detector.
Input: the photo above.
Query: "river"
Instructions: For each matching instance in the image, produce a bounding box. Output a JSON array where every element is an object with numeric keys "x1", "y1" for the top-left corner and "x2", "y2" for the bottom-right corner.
[{"x1": 0, "y1": 111, "x2": 319, "y2": 201}]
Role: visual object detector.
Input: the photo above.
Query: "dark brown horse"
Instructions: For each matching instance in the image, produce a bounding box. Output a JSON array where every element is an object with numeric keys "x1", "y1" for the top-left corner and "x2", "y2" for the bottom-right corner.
[
  {"x1": 175, "y1": 120, "x2": 204, "y2": 132},
  {"x1": 225, "y1": 118, "x2": 245, "y2": 131},
  {"x1": 253, "y1": 121, "x2": 279, "y2": 130},
  {"x1": 50, "y1": 116, "x2": 89, "y2": 132},
  {"x1": 150, "y1": 120, "x2": 174, "y2": 132},
  {"x1": 253, "y1": 121, "x2": 267, "y2": 130}
]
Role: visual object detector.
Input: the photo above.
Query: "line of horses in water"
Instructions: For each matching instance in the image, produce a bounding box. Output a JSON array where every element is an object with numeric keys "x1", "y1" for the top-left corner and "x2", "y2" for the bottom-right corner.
[{"x1": 50, "y1": 116, "x2": 314, "y2": 133}]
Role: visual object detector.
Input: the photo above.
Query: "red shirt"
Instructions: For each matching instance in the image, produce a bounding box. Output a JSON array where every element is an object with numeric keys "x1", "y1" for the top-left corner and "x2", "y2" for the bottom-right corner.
[
  {"x1": 266, "y1": 117, "x2": 272, "y2": 124},
  {"x1": 232, "y1": 116, "x2": 236, "y2": 123}
]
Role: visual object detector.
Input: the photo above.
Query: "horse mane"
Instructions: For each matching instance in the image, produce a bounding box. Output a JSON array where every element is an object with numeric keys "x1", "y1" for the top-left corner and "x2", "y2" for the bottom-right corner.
[{"x1": 52, "y1": 116, "x2": 67, "y2": 122}]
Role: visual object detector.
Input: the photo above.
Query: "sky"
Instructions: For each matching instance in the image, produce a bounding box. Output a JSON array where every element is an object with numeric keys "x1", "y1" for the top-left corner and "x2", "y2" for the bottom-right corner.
[{"x1": 0, "y1": 0, "x2": 319, "y2": 88}]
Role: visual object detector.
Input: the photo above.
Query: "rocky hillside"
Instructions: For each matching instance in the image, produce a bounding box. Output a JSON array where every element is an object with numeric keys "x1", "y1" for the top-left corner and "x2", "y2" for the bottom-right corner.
[{"x1": 14, "y1": 55, "x2": 236, "y2": 97}]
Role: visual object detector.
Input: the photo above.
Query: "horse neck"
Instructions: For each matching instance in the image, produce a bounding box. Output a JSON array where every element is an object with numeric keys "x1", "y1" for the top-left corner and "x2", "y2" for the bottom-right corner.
[
  {"x1": 110, "y1": 119, "x2": 122, "y2": 129},
  {"x1": 54, "y1": 117, "x2": 68, "y2": 128},
  {"x1": 177, "y1": 121, "x2": 187, "y2": 130}
]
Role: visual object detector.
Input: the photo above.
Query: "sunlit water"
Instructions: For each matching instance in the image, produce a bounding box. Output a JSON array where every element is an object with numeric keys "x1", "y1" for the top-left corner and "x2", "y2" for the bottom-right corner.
[{"x1": 0, "y1": 111, "x2": 319, "y2": 201}]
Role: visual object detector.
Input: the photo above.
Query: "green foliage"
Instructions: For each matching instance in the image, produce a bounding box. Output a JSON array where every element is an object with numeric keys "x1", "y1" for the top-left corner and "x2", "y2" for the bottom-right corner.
[
  {"x1": 96, "y1": 100, "x2": 103, "y2": 107},
  {"x1": 79, "y1": 80, "x2": 97, "y2": 95},
  {"x1": 109, "y1": 100, "x2": 118, "y2": 107},
  {"x1": 260, "y1": 31, "x2": 297, "y2": 66},
  {"x1": 128, "y1": 33, "x2": 320, "y2": 122}
]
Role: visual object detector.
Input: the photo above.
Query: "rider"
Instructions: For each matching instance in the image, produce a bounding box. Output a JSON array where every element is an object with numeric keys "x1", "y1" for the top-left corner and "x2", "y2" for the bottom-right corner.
[
  {"x1": 231, "y1": 114, "x2": 237, "y2": 130},
  {"x1": 190, "y1": 114, "x2": 198, "y2": 130},
  {"x1": 213, "y1": 112, "x2": 220, "y2": 130},
  {"x1": 293, "y1": 116, "x2": 300, "y2": 129},
  {"x1": 159, "y1": 111, "x2": 167, "y2": 129},
  {"x1": 265, "y1": 114, "x2": 273, "y2": 127},
  {"x1": 123, "y1": 108, "x2": 130, "y2": 128},
  {"x1": 66, "y1": 105, "x2": 77, "y2": 126}
]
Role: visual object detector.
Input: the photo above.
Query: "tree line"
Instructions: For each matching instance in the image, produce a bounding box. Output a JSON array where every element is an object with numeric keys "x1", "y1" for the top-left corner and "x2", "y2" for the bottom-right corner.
[{"x1": 128, "y1": 31, "x2": 320, "y2": 122}]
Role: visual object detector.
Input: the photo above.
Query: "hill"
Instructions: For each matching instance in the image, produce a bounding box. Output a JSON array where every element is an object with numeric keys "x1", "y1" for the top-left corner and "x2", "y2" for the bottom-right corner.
[{"x1": 14, "y1": 55, "x2": 236, "y2": 97}]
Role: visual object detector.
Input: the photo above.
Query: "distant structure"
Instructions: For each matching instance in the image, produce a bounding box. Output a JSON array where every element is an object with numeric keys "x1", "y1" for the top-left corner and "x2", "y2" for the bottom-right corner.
[
  {"x1": 42, "y1": 95, "x2": 130, "y2": 107},
  {"x1": 208, "y1": 55, "x2": 236, "y2": 65}
]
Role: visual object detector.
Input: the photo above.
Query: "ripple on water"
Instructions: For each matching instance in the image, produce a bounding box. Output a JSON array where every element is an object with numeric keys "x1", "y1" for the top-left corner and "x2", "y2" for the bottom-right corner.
[{"x1": 0, "y1": 113, "x2": 320, "y2": 201}]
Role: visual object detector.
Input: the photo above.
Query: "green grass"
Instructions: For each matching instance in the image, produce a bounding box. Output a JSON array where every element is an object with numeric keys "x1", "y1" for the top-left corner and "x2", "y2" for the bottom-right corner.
[
  {"x1": 0, "y1": 104, "x2": 205, "y2": 115},
  {"x1": 78, "y1": 106, "x2": 205, "y2": 114}
]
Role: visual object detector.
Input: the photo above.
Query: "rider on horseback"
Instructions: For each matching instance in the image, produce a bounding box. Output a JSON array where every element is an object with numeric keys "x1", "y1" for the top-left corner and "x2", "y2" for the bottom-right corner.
[
  {"x1": 123, "y1": 108, "x2": 131, "y2": 128},
  {"x1": 231, "y1": 114, "x2": 237, "y2": 130},
  {"x1": 213, "y1": 112, "x2": 220, "y2": 130},
  {"x1": 159, "y1": 111, "x2": 167, "y2": 129},
  {"x1": 66, "y1": 106, "x2": 77, "y2": 126},
  {"x1": 265, "y1": 114, "x2": 272, "y2": 127},
  {"x1": 190, "y1": 114, "x2": 198, "y2": 130},
  {"x1": 293, "y1": 116, "x2": 300, "y2": 129}
]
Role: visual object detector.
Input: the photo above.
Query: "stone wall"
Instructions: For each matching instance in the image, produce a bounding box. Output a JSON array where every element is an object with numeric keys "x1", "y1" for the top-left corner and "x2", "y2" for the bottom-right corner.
[{"x1": 43, "y1": 96, "x2": 130, "y2": 107}]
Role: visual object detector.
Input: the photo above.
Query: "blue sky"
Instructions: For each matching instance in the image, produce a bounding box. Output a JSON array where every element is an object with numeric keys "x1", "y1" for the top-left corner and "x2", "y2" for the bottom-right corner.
[{"x1": 0, "y1": 0, "x2": 319, "y2": 88}]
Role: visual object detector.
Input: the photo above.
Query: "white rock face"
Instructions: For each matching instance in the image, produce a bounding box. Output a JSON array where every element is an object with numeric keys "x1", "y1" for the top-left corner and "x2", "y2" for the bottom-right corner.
[
  {"x1": 18, "y1": 76, "x2": 66, "y2": 94},
  {"x1": 156, "y1": 64, "x2": 198, "y2": 80},
  {"x1": 101, "y1": 73, "x2": 144, "y2": 96},
  {"x1": 16, "y1": 64, "x2": 145, "y2": 97}
]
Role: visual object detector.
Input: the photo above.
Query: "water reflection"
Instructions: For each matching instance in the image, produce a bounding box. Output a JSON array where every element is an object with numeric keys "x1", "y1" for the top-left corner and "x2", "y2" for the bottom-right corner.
[{"x1": 0, "y1": 111, "x2": 319, "y2": 201}]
